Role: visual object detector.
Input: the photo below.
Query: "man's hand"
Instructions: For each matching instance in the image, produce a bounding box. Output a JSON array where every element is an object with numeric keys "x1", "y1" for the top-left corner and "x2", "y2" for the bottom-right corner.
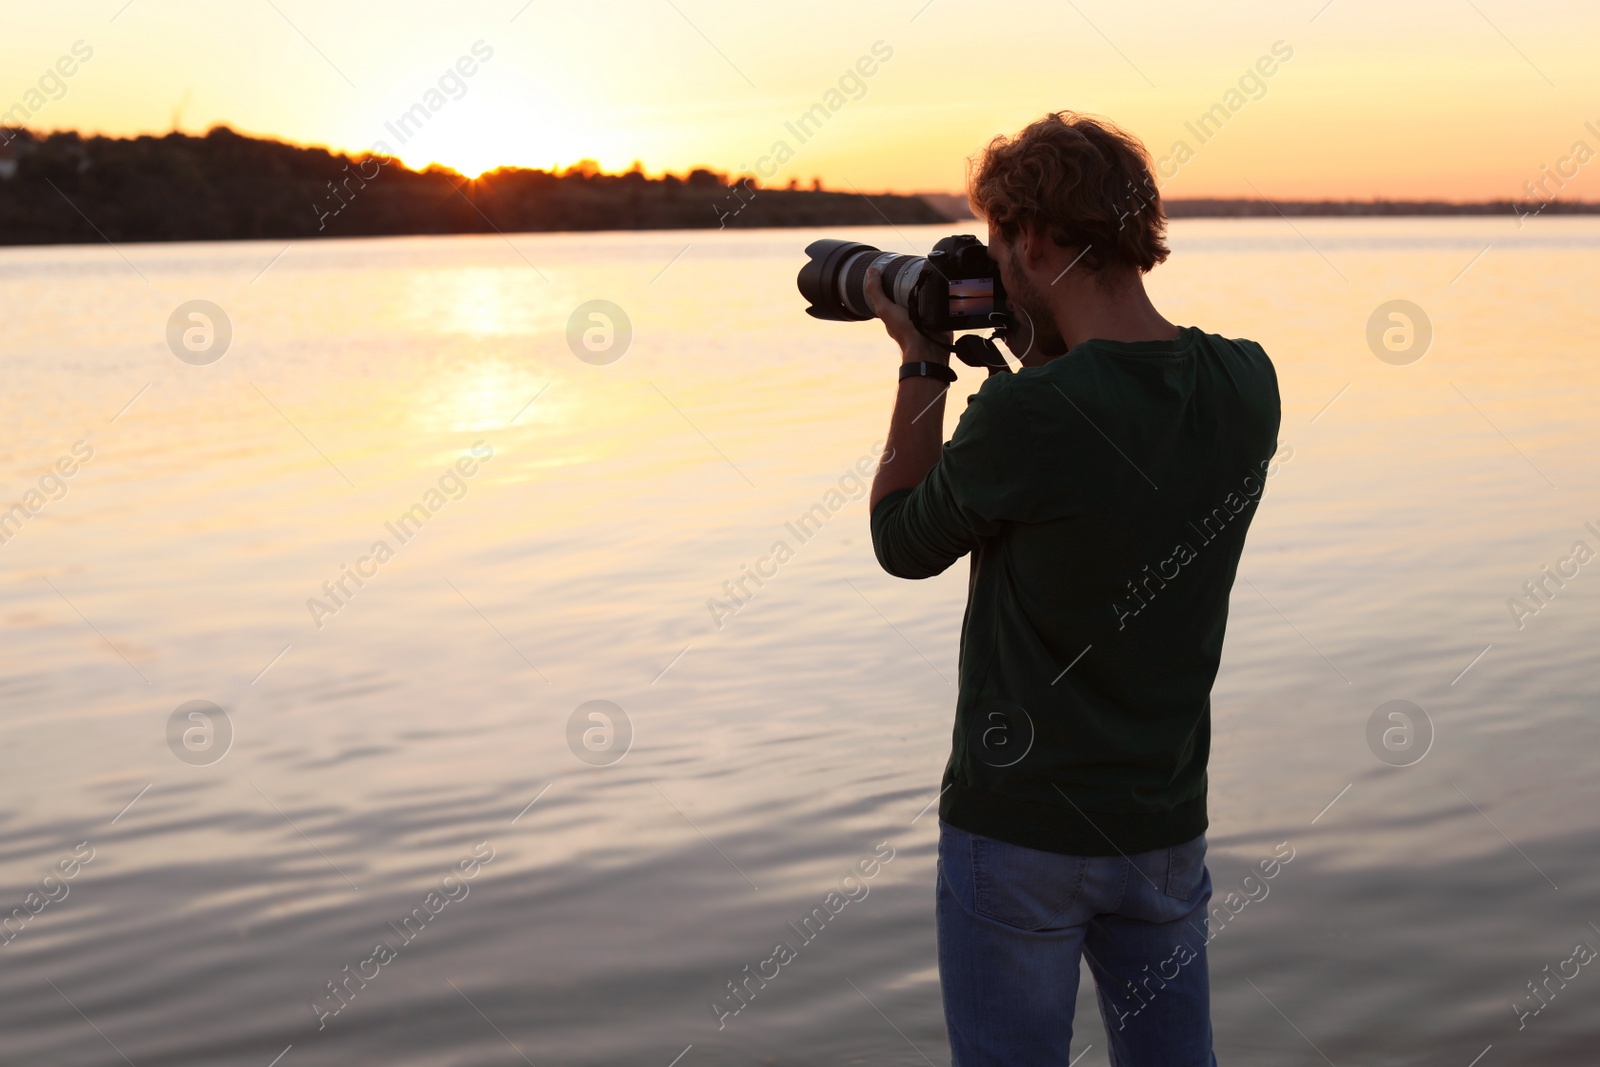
[
  {"x1": 865, "y1": 267, "x2": 952, "y2": 364},
  {"x1": 866, "y1": 266, "x2": 956, "y2": 511}
]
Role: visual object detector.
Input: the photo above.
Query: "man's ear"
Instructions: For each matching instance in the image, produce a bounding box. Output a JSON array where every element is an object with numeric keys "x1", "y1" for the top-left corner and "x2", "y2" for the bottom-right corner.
[{"x1": 1018, "y1": 222, "x2": 1050, "y2": 271}]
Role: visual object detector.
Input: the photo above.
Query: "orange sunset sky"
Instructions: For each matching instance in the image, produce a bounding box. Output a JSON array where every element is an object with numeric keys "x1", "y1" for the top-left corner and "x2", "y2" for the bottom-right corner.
[{"x1": 4, "y1": 0, "x2": 1599, "y2": 202}]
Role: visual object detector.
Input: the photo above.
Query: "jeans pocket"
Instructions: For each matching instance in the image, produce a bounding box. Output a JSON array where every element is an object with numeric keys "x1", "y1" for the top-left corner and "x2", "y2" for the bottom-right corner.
[
  {"x1": 1163, "y1": 833, "x2": 1208, "y2": 901},
  {"x1": 969, "y1": 833, "x2": 1088, "y2": 932}
]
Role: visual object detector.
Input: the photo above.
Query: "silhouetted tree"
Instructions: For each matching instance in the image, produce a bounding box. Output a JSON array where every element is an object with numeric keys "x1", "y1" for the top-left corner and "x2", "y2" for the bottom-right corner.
[{"x1": 0, "y1": 126, "x2": 950, "y2": 246}]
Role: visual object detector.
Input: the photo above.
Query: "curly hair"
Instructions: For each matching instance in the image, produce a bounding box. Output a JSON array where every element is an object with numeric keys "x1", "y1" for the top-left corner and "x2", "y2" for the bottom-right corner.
[{"x1": 968, "y1": 112, "x2": 1170, "y2": 275}]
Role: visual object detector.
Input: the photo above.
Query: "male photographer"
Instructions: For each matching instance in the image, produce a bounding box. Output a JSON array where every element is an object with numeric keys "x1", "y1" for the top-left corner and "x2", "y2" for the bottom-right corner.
[{"x1": 865, "y1": 112, "x2": 1281, "y2": 1066}]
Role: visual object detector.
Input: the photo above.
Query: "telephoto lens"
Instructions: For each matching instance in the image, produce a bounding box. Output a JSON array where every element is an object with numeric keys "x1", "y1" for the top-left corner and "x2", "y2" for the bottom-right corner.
[{"x1": 796, "y1": 239, "x2": 928, "y2": 322}]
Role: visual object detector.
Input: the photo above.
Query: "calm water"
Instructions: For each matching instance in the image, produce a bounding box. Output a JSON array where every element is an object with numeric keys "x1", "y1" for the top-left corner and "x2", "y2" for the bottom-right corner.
[{"x1": 1, "y1": 218, "x2": 1598, "y2": 1066}]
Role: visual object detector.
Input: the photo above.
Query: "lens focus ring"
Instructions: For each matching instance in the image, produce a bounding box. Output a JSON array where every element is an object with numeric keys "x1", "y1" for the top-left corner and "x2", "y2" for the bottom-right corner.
[{"x1": 841, "y1": 251, "x2": 922, "y2": 319}]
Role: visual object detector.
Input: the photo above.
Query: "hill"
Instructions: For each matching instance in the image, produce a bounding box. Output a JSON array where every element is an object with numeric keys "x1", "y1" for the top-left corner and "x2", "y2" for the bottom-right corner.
[{"x1": 0, "y1": 127, "x2": 946, "y2": 246}]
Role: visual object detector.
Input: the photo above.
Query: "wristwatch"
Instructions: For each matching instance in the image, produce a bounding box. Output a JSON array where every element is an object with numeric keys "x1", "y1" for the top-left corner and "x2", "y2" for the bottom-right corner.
[{"x1": 898, "y1": 360, "x2": 957, "y2": 383}]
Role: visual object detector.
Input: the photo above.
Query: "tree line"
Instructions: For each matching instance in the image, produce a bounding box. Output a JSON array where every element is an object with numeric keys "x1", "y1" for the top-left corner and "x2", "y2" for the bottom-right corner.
[{"x1": 0, "y1": 126, "x2": 948, "y2": 246}]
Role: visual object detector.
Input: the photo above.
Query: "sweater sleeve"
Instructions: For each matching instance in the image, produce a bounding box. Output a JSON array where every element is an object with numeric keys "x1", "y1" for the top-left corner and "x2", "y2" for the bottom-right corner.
[{"x1": 870, "y1": 375, "x2": 1031, "y2": 579}]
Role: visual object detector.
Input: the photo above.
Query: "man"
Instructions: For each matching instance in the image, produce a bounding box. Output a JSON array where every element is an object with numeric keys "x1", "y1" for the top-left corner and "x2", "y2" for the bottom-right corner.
[{"x1": 865, "y1": 112, "x2": 1282, "y2": 1066}]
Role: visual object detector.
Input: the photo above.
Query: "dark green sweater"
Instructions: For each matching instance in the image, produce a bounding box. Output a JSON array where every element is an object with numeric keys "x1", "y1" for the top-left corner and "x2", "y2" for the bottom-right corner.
[{"x1": 871, "y1": 326, "x2": 1281, "y2": 856}]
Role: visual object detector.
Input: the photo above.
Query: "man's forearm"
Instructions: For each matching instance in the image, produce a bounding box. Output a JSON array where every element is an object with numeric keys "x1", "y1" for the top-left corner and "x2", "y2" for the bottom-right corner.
[
  {"x1": 870, "y1": 375, "x2": 949, "y2": 510},
  {"x1": 861, "y1": 262, "x2": 954, "y2": 510}
]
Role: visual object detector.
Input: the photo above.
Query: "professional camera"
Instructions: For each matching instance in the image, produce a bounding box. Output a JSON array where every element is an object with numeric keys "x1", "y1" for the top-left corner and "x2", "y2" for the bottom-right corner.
[{"x1": 796, "y1": 234, "x2": 1011, "y2": 369}]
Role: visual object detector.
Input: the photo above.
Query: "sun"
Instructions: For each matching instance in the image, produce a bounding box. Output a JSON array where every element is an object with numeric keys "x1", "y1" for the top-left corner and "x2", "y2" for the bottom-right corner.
[
  {"x1": 382, "y1": 114, "x2": 508, "y2": 179},
  {"x1": 388, "y1": 106, "x2": 609, "y2": 181},
  {"x1": 410, "y1": 146, "x2": 503, "y2": 181}
]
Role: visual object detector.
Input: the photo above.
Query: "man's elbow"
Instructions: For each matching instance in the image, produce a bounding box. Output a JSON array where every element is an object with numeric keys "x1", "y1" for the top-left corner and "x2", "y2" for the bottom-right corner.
[
  {"x1": 870, "y1": 495, "x2": 956, "y2": 579},
  {"x1": 871, "y1": 541, "x2": 948, "y2": 580}
]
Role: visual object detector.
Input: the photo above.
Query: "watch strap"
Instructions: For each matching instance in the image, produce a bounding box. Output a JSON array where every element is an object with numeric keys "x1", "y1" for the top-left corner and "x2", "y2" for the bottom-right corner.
[{"x1": 899, "y1": 360, "x2": 957, "y2": 384}]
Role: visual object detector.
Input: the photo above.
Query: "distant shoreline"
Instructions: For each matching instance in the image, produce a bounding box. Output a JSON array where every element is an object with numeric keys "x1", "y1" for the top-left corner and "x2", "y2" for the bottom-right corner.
[
  {"x1": 0, "y1": 127, "x2": 1591, "y2": 248},
  {"x1": 1167, "y1": 198, "x2": 1594, "y2": 219},
  {"x1": 924, "y1": 191, "x2": 1598, "y2": 222}
]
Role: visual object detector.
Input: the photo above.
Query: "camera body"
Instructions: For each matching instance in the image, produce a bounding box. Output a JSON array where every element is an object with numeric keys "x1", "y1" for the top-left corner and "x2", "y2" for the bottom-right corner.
[
  {"x1": 797, "y1": 234, "x2": 1009, "y2": 335},
  {"x1": 917, "y1": 234, "x2": 1008, "y2": 333}
]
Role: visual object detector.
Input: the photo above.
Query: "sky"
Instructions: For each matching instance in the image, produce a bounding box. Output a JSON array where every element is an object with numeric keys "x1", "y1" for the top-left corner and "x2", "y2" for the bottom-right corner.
[{"x1": 3, "y1": 0, "x2": 1600, "y2": 201}]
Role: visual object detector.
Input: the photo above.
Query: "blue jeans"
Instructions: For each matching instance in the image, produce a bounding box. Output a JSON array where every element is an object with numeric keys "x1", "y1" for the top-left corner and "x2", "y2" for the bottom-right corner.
[{"x1": 937, "y1": 820, "x2": 1216, "y2": 1067}]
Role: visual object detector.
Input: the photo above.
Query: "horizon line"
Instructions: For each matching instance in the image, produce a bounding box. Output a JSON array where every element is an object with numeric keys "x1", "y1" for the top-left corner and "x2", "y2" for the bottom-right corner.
[{"x1": 1, "y1": 123, "x2": 1589, "y2": 210}]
